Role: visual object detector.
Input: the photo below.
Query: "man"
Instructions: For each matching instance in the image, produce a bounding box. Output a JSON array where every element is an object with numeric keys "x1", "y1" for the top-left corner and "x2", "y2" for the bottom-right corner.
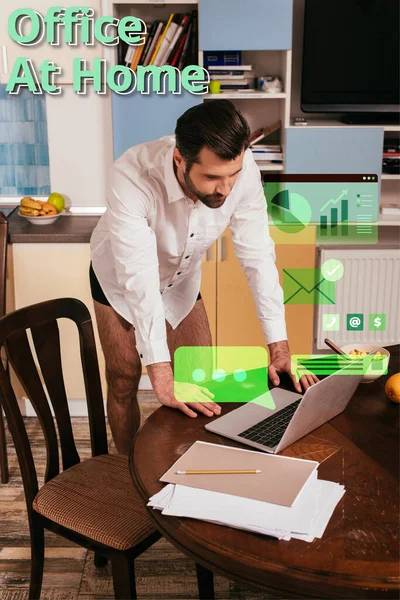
[{"x1": 90, "y1": 100, "x2": 317, "y2": 455}]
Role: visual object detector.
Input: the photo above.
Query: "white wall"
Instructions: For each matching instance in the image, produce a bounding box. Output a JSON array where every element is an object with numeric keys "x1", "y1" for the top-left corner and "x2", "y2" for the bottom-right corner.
[{"x1": 46, "y1": 85, "x2": 113, "y2": 208}]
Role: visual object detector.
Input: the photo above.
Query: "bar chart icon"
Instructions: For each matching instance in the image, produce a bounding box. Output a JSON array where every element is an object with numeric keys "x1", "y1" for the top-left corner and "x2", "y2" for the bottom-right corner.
[{"x1": 319, "y1": 191, "x2": 349, "y2": 237}]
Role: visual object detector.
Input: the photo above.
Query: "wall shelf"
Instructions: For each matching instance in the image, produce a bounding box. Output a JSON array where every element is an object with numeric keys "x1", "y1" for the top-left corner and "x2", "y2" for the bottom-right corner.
[
  {"x1": 381, "y1": 173, "x2": 400, "y2": 180},
  {"x1": 203, "y1": 92, "x2": 286, "y2": 100},
  {"x1": 115, "y1": 0, "x2": 198, "y2": 4}
]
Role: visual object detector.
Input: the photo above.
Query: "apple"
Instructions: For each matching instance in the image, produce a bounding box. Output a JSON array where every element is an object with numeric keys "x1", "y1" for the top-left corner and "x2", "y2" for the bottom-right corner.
[{"x1": 47, "y1": 192, "x2": 65, "y2": 213}]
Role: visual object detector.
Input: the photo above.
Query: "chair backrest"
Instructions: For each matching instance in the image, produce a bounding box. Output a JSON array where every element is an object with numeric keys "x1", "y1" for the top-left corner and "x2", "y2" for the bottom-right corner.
[
  {"x1": 0, "y1": 298, "x2": 107, "y2": 509},
  {"x1": 0, "y1": 212, "x2": 8, "y2": 318}
]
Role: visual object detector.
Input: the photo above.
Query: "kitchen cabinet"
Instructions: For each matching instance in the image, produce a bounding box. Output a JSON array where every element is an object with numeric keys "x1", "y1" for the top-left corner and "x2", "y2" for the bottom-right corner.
[
  {"x1": 10, "y1": 240, "x2": 218, "y2": 403},
  {"x1": 199, "y1": 0, "x2": 293, "y2": 51},
  {"x1": 285, "y1": 127, "x2": 384, "y2": 176},
  {"x1": 11, "y1": 243, "x2": 107, "y2": 402},
  {"x1": 0, "y1": 0, "x2": 103, "y2": 85}
]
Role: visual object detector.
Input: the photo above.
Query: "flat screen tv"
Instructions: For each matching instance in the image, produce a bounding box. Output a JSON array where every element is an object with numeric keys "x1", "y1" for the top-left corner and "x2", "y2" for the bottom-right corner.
[{"x1": 301, "y1": 0, "x2": 400, "y2": 117}]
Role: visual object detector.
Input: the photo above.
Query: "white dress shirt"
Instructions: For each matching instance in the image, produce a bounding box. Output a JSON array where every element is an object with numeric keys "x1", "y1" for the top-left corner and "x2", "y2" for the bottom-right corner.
[{"x1": 90, "y1": 135, "x2": 287, "y2": 366}]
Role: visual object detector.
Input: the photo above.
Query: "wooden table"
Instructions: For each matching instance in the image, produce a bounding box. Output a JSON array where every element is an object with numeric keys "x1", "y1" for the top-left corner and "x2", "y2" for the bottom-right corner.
[{"x1": 130, "y1": 348, "x2": 400, "y2": 599}]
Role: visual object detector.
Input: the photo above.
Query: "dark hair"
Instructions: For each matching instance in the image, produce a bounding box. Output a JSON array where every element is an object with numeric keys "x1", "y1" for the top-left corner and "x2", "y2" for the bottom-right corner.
[{"x1": 175, "y1": 100, "x2": 250, "y2": 170}]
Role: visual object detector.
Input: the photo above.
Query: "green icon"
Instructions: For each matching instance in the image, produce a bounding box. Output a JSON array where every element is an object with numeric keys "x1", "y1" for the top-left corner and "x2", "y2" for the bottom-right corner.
[
  {"x1": 292, "y1": 354, "x2": 387, "y2": 378},
  {"x1": 173, "y1": 346, "x2": 274, "y2": 406},
  {"x1": 369, "y1": 314, "x2": 386, "y2": 331},
  {"x1": 266, "y1": 185, "x2": 312, "y2": 234},
  {"x1": 283, "y1": 268, "x2": 335, "y2": 305},
  {"x1": 321, "y1": 259, "x2": 344, "y2": 282},
  {"x1": 346, "y1": 314, "x2": 364, "y2": 331},
  {"x1": 323, "y1": 314, "x2": 340, "y2": 331}
]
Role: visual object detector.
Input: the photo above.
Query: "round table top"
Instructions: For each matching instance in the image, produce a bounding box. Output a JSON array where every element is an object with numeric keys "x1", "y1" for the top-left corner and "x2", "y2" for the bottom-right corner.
[{"x1": 130, "y1": 354, "x2": 400, "y2": 599}]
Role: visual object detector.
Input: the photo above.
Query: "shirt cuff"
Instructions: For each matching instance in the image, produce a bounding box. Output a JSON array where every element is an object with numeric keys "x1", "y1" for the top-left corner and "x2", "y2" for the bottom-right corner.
[
  {"x1": 135, "y1": 339, "x2": 171, "y2": 366},
  {"x1": 260, "y1": 319, "x2": 288, "y2": 346}
]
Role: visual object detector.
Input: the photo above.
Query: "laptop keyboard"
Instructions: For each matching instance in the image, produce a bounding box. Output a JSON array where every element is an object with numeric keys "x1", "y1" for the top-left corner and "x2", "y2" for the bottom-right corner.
[{"x1": 238, "y1": 399, "x2": 302, "y2": 448}]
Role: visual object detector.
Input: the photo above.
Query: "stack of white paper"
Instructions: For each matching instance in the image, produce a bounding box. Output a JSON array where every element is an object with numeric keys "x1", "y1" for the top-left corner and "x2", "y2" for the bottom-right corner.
[{"x1": 148, "y1": 469, "x2": 345, "y2": 543}]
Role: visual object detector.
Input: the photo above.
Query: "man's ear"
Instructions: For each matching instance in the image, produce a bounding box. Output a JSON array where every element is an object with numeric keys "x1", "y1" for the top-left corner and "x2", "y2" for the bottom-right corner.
[{"x1": 173, "y1": 147, "x2": 185, "y2": 170}]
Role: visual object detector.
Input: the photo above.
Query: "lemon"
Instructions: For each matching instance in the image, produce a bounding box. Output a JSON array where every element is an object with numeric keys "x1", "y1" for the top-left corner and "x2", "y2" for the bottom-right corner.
[
  {"x1": 47, "y1": 192, "x2": 65, "y2": 213},
  {"x1": 385, "y1": 373, "x2": 400, "y2": 404}
]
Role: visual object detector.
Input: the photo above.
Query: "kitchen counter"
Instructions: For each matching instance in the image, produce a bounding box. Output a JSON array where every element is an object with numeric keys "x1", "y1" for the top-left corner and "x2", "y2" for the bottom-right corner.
[{"x1": 7, "y1": 208, "x2": 101, "y2": 243}]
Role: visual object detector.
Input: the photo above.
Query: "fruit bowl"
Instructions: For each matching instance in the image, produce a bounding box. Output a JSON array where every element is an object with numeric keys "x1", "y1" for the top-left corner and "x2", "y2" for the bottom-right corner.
[
  {"x1": 341, "y1": 343, "x2": 390, "y2": 384},
  {"x1": 18, "y1": 209, "x2": 65, "y2": 225}
]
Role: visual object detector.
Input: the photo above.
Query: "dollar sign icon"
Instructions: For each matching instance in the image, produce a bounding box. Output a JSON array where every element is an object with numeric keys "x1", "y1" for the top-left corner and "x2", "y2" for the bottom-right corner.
[{"x1": 370, "y1": 314, "x2": 386, "y2": 331}]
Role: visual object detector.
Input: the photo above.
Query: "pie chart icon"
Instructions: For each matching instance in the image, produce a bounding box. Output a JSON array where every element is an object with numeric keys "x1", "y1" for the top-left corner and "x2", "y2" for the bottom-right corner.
[{"x1": 270, "y1": 189, "x2": 312, "y2": 233}]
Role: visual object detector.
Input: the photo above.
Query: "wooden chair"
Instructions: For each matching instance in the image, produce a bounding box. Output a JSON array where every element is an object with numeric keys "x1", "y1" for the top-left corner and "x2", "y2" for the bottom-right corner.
[
  {"x1": 0, "y1": 211, "x2": 9, "y2": 484},
  {"x1": 0, "y1": 297, "x2": 214, "y2": 599}
]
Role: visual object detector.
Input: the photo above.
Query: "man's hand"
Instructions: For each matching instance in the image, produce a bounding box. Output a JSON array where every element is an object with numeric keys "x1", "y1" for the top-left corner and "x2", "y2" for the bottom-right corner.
[
  {"x1": 268, "y1": 340, "x2": 319, "y2": 393},
  {"x1": 147, "y1": 362, "x2": 221, "y2": 418}
]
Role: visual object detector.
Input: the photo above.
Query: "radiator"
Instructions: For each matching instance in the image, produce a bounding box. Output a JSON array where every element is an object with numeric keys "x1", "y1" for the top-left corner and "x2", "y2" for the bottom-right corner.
[{"x1": 315, "y1": 248, "x2": 400, "y2": 349}]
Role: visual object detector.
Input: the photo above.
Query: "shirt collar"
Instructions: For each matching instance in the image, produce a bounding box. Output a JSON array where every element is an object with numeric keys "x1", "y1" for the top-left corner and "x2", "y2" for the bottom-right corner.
[{"x1": 164, "y1": 144, "x2": 185, "y2": 204}]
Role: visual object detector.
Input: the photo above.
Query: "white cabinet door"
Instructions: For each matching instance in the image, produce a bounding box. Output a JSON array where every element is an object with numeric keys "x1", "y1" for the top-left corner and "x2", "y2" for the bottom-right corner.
[
  {"x1": 0, "y1": 0, "x2": 103, "y2": 84},
  {"x1": 12, "y1": 243, "x2": 107, "y2": 403}
]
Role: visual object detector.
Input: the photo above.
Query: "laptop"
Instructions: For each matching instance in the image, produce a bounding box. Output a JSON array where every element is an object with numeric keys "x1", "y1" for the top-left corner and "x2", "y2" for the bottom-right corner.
[{"x1": 205, "y1": 361, "x2": 363, "y2": 454}]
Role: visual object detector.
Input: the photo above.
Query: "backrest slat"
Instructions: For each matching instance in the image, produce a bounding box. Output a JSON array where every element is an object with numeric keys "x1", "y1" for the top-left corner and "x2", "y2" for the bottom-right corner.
[
  {"x1": 79, "y1": 319, "x2": 108, "y2": 457},
  {"x1": 31, "y1": 321, "x2": 80, "y2": 470},
  {"x1": 0, "y1": 359, "x2": 38, "y2": 504},
  {"x1": 6, "y1": 330, "x2": 60, "y2": 482}
]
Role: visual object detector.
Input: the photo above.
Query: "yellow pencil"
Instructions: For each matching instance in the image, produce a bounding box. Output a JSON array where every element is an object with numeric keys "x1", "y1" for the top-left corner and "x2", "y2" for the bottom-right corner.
[{"x1": 176, "y1": 469, "x2": 262, "y2": 475}]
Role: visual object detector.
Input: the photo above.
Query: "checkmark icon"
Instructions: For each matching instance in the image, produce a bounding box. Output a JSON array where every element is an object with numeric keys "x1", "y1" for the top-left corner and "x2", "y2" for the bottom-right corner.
[
  {"x1": 321, "y1": 259, "x2": 344, "y2": 282},
  {"x1": 327, "y1": 264, "x2": 340, "y2": 276}
]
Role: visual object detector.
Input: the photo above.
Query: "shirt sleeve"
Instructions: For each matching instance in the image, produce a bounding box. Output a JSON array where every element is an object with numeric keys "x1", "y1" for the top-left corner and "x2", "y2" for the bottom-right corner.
[
  {"x1": 229, "y1": 153, "x2": 287, "y2": 345},
  {"x1": 106, "y1": 165, "x2": 170, "y2": 366}
]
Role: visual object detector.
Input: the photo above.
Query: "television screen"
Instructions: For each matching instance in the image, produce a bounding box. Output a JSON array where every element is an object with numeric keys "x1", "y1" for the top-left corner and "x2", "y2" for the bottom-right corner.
[{"x1": 301, "y1": 0, "x2": 400, "y2": 114}]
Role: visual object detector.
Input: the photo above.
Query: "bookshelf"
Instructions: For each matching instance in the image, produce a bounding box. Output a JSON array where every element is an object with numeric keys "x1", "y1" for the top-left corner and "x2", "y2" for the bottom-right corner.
[
  {"x1": 104, "y1": 0, "x2": 291, "y2": 173},
  {"x1": 105, "y1": 0, "x2": 398, "y2": 196},
  {"x1": 203, "y1": 93, "x2": 287, "y2": 100}
]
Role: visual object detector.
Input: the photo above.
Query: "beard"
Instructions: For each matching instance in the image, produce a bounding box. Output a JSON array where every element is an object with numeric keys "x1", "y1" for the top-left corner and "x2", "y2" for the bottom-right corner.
[{"x1": 183, "y1": 167, "x2": 226, "y2": 209}]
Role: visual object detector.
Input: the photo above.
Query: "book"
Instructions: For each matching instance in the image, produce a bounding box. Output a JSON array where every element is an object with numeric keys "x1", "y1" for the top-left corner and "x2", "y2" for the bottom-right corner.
[
  {"x1": 178, "y1": 24, "x2": 193, "y2": 70},
  {"x1": 252, "y1": 144, "x2": 281, "y2": 150},
  {"x1": 153, "y1": 14, "x2": 182, "y2": 66},
  {"x1": 380, "y1": 203, "x2": 400, "y2": 215},
  {"x1": 139, "y1": 21, "x2": 159, "y2": 67},
  {"x1": 163, "y1": 14, "x2": 190, "y2": 65},
  {"x1": 210, "y1": 75, "x2": 247, "y2": 80},
  {"x1": 189, "y1": 9, "x2": 198, "y2": 65},
  {"x1": 252, "y1": 152, "x2": 283, "y2": 161},
  {"x1": 204, "y1": 50, "x2": 242, "y2": 67},
  {"x1": 124, "y1": 44, "x2": 135, "y2": 67},
  {"x1": 170, "y1": 30, "x2": 188, "y2": 67},
  {"x1": 130, "y1": 45, "x2": 145, "y2": 71},
  {"x1": 149, "y1": 14, "x2": 174, "y2": 65},
  {"x1": 143, "y1": 21, "x2": 164, "y2": 67},
  {"x1": 249, "y1": 120, "x2": 281, "y2": 146},
  {"x1": 165, "y1": 14, "x2": 191, "y2": 65},
  {"x1": 208, "y1": 65, "x2": 253, "y2": 71},
  {"x1": 220, "y1": 83, "x2": 250, "y2": 90}
]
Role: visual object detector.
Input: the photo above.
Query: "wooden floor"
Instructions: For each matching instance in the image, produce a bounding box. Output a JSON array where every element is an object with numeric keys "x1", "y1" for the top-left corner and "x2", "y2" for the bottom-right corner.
[{"x1": 0, "y1": 392, "x2": 280, "y2": 600}]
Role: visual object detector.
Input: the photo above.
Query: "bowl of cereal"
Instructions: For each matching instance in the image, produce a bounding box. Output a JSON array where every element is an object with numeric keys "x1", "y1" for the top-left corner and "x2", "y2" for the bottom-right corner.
[{"x1": 341, "y1": 343, "x2": 390, "y2": 383}]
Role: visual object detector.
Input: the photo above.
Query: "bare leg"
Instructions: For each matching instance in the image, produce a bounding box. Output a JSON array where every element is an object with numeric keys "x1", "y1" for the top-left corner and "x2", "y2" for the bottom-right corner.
[
  {"x1": 167, "y1": 298, "x2": 213, "y2": 373},
  {"x1": 93, "y1": 301, "x2": 142, "y2": 455},
  {"x1": 93, "y1": 297, "x2": 212, "y2": 454}
]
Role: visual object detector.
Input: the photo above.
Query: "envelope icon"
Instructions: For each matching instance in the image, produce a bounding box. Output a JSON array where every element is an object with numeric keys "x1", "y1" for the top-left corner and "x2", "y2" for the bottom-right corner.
[{"x1": 283, "y1": 268, "x2": 336, "y2": 305}]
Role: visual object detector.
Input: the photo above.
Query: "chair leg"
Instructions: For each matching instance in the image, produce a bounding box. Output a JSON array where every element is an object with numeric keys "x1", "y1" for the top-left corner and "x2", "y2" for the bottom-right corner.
[
  {"x1": 0, "y1": 404, "x2": 9, "y2": 484},
  {"x1": 94, "y1": 551, "x2": 108, "y2": 568},
  {"x1": 196, "y1": 563, "x2": 214, "y2": 600},
  {"x1": 111, "y1": 553, "x2": 137, "y2": 600},
  {"x1": 28, "y1": 520, "x2": 45, "y2": 600}
]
